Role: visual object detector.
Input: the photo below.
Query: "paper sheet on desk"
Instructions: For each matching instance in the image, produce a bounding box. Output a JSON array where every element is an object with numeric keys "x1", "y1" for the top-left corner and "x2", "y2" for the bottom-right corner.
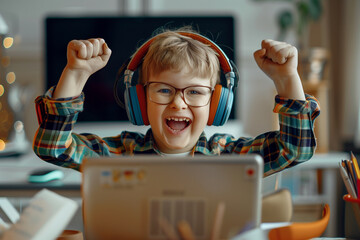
[{"x1": 1, "y1": 189, "x2": 78, "y2": 240}]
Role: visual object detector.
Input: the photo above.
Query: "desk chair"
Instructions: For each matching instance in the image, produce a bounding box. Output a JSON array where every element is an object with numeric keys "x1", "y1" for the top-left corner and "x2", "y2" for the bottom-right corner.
[
  {"x1": 262, "y1": 188, "x2": 293, "y2": 223},
  {"x1": 259, "y1": 188, "x2": 331, "y2": 240}
]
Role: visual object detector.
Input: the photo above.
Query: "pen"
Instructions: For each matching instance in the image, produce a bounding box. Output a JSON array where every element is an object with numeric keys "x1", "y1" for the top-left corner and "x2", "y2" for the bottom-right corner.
[
  {"x1": 339, "y1": 162, "x2": 357, "y2": 198},
  {"x1": 350, "y1": 152, "x2": 360, "y2": 196},
  {"x1": 344, "y1": 160, "x2": 357, "y2": 193}
]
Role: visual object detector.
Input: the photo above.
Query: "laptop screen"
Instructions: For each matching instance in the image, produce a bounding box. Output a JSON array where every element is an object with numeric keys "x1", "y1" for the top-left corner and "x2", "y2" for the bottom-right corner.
[{"x1": 81, "y1": 155, "x2": 263, "y2": 240}]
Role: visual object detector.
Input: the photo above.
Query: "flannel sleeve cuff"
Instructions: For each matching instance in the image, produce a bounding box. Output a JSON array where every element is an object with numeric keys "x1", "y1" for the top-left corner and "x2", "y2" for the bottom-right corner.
[
  {"x1": 273, "y1": 94, "x2": 320, "y2": 116},
  {"x1": 35, "y1": 86, "x2": 84, "y2": 117}
]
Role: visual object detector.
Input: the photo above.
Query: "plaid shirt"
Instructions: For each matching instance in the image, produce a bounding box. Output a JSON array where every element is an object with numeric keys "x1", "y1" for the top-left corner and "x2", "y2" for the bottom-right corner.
[{"x1": 33, "y1": 87, "x2": 320, "y2": 177}]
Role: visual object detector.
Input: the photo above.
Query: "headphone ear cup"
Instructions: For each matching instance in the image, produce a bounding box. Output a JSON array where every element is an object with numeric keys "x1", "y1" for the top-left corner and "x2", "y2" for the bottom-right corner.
[
  {"x1": 135, "y1": 84, "x2": 149, "y2": 125},
  {"x1": 208, "y1": 85, "x2": 233, "y2": 126},
  {"x1": 208, "y1": 85, "x2": 222, "y2": 126},
  {"x1": 220, "y1": 89, "x2": 233, "y2": 126},
  {"x1": 125, "y1": 85, "x2": 148, "y2": 126},
  {"x1": 124, "y1": 87, "x2": 133, "y2": 124}
]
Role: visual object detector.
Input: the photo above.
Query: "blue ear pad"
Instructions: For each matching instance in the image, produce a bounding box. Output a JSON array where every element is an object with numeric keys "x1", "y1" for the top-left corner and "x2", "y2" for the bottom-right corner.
[
  {"x1": 129, "y1": 86, "x2": 144, "y2": 125},
  {"x1": 212, "y1": 87, "x2": 229, "y2": 126},
  {"x1": 220, "y1": 90, "x2": 234, "y2": 126},
  {"x1": 124, "y1": 88, "x2": 135, "y2": 124}
]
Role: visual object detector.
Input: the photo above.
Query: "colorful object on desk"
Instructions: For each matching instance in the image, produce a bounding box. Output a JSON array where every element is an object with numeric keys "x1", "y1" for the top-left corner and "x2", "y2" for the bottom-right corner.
[
  {"x1": 351, "y1": 152, "x2": 360, "y2": 195},
  {"x1": 339, "y1": 162, "x2": 357, "y2": 198},
  {"x1": 232, "y1": 204, "x2": 330, "y2": 240},
  {"x1": 343, "y1": 194, "x2": 360, "y2": 229},
  {"x1": 268, "y1": 204, "x2": 330, "y2": 240},
  {"x1": 344, "y1": 193, "x2": 360, "y2": 204},
  {"x1": 339, "y1": 152, "x2": 360, "y2": 198},
  {"x1": 28, "y1": 169, "x2": 64, "y2": 183}
]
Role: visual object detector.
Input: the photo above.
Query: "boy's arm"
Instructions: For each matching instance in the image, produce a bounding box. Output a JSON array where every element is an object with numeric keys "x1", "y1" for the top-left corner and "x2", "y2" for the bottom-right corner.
[
  {"x1": 210, "y1": 94, "x2": 320, "y2": 177},
  {"x1": 253, "y1": 39, "x2": 305, "y2": 101},
  {"x1": 33, "y1": 87, "x2": 136, "y2": 171},
  {"x1": 210, "y1": 40, "x2": 317, "y2": 176},
  {"x1": 33, "y1": 38, "x2": 112, "y2": 170},
  {"x1": 53, "y1": 38, "x2": 112, "y2": 99}
]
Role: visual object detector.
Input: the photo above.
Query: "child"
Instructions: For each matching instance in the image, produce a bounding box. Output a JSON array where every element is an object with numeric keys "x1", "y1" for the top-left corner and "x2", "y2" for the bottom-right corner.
[{"x1": 33, "y1": 27, "x2": 320, "y2": 177}]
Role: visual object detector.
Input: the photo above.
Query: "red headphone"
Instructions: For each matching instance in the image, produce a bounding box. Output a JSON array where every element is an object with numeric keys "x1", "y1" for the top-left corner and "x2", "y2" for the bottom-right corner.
[{"x1": 114, "y1": 31, "x2": 238, "y2": 126}]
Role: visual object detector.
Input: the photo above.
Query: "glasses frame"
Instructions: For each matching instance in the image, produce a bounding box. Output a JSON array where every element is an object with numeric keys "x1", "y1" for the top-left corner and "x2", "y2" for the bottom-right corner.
[{"x1": 145, "y1": 82, "x2": 214, "y2": 107}]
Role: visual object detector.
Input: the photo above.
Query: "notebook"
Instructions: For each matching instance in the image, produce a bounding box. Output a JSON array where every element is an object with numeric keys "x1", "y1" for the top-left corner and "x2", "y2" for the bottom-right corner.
[{"x1": 81, "y1": 154, "x2": 263, "y2": 240}]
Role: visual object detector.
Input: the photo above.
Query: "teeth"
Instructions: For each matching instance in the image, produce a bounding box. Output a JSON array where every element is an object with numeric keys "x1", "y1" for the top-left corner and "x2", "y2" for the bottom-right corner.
[{"x1": 166, "y1": 117, "x2": 190, "y2": 122}]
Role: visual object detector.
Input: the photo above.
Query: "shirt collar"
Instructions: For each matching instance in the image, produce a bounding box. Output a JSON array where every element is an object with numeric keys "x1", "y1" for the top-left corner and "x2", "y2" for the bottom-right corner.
[
  {"x1": 132, "y1": 128, "x2": 161, "y2": 154},
  {"x1": 193, "y1": 132, "x2": 212, "y2": 155},
  {"x1": 136, "y1": 129, "x2": 211, "y2": 156}
]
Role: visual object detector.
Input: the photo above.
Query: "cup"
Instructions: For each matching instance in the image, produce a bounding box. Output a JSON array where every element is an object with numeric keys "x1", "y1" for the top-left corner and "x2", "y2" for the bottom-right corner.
[{"x1": 343, "y1": 194, "x2": 360, "y2": 238}]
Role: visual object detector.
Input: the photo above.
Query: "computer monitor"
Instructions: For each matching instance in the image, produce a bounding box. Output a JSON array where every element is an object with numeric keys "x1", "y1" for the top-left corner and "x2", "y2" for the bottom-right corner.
[{"x1": 45, "y1": 15, "x2": 237, "y2": 123}]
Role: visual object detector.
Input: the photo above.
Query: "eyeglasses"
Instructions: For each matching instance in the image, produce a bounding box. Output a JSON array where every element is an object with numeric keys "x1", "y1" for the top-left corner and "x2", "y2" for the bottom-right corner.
[{"x1": 146, "y1": 82, "x2": 213, "y2": 107}]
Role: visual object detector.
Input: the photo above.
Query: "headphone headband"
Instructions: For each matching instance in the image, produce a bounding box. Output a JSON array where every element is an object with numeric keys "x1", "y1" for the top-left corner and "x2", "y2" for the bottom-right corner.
[{"x1": 127, "y1": 31, "x2": 234, "y2": 80}]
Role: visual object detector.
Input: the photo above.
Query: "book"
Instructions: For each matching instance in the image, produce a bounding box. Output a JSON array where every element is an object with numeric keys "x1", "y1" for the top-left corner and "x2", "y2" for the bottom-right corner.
[
  {"x1": 0, "y1": 189, "x2": 78, "y2": 240},
  {"x1": 0, "y1": 197, "x2": 20, "y2": 224}
]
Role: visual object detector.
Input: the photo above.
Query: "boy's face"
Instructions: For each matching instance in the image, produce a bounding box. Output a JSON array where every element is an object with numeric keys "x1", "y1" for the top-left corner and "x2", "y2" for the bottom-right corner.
[{"x1": 147, "y1": 69, "x2": 211, "y2": 154}]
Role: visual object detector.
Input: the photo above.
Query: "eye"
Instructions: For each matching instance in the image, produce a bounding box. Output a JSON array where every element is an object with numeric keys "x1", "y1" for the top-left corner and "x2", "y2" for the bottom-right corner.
[
  {"x1": 188, "y1": 90, "x2": 200, "y2": 95},
  {"x1": 157, "y1": 87, "x2": 173, "y2": 94},
  {"x1": 186, "y1": 87, "x2": 208, "y2": 96},
  {"x1": 150, "y1": 83, "x2": 174, "y2": 95},
  {"x1": 159, "y1": 88, "x2": 170, "y2": 93}
]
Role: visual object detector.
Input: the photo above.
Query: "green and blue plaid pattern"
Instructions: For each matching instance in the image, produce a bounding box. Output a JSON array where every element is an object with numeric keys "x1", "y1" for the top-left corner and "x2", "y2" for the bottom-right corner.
[{"x1": 33, "y1": 87, "x2": 320, "y2": 177}]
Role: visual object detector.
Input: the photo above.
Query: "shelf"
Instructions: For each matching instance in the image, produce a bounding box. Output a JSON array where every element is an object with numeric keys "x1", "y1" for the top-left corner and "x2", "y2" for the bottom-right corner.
[{"x1": 292, "y1": 195, "x2": 329, "y2": 205}]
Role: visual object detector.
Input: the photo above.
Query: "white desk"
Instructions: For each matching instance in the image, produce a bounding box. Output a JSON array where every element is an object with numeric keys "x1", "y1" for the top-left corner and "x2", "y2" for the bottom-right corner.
[{"x1": 0, "y1": 151, "x2": 81, "y2": 198}]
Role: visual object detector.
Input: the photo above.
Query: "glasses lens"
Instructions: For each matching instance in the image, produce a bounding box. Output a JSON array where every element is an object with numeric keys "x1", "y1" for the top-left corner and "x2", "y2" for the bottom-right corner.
[
  {"x1": 148, "y1": 83, "x2": 175, "y2": 104},
  {"x1": 184, "y1": 86, "x2": 212, "y2": 106},
  {"x1": 148, "y1": 83, "x2": 212, "y2": 107}
]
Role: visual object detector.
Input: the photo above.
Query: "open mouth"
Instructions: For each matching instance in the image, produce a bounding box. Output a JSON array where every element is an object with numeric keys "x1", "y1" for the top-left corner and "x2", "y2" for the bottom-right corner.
[{"x1": 165, "y1": 117, "x2": 192, "y2": 132}]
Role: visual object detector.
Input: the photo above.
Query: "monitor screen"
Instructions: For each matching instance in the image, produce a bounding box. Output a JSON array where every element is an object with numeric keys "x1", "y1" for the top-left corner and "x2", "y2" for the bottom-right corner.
[{"x1": 45, "y1": 16, "x2": 237, "y2": 123}]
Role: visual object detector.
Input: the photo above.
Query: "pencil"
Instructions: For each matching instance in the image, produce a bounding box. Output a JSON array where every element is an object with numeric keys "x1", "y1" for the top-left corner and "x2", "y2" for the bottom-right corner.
[
  {"x1": 339, "y1": 162, "x2": 357, "y2": 198},
  {"x1": 350, "y1": 152, "x2": 360, "y2": 197},
  {"x1": 345, "y1": 159, "x2": 357, "y2": 193}
]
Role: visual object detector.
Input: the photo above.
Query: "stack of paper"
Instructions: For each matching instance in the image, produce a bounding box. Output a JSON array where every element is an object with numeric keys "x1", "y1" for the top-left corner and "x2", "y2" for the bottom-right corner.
[
  {"x1": 339, "y1": 152, "x2": 360, "y2": 198},
  {"x1": 0, "y1": 189, "x2": 78, "y2": 240}
]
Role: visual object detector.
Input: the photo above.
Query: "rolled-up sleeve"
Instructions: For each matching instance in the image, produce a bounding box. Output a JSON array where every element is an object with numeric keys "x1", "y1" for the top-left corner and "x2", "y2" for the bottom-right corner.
[
  {"x1": 33, "y1": 87, "x2": 99, "y2": 171},
  {"x1": 206, "y1": 94, "x2": 320, "y2": 177}
]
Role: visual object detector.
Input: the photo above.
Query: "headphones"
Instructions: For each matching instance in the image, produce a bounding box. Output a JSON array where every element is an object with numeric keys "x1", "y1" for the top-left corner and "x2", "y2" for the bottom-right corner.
[{"x1": 114, "y1": 31, "x2": 239, "y2": 126}]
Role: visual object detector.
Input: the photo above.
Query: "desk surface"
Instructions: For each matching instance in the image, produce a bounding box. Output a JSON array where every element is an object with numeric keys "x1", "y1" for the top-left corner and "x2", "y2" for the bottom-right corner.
[
  {"x1": 0, "y1": 151, "x2": 348, "y2": 198},
  {"x1": 0, "y1": 151, "x2": 352, "y2": 238},
  {"x1": 0, "y1": 151, "x2": 81, "y2": 197},
  {"x1": 297, "y1": 152, "x2": 349, "y2": 169}
]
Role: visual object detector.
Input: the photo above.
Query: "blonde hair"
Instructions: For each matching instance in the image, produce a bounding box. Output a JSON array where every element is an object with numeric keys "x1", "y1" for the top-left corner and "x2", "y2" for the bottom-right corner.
[{"x1": 138, "y1": 27, "x2": 220, "y2": 87}]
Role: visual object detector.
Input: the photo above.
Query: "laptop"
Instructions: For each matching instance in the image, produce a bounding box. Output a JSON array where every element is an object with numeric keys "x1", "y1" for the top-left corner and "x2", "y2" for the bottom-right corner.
[{"x1": 81, "y1": 154, "x2": 263, "y2": 240}]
